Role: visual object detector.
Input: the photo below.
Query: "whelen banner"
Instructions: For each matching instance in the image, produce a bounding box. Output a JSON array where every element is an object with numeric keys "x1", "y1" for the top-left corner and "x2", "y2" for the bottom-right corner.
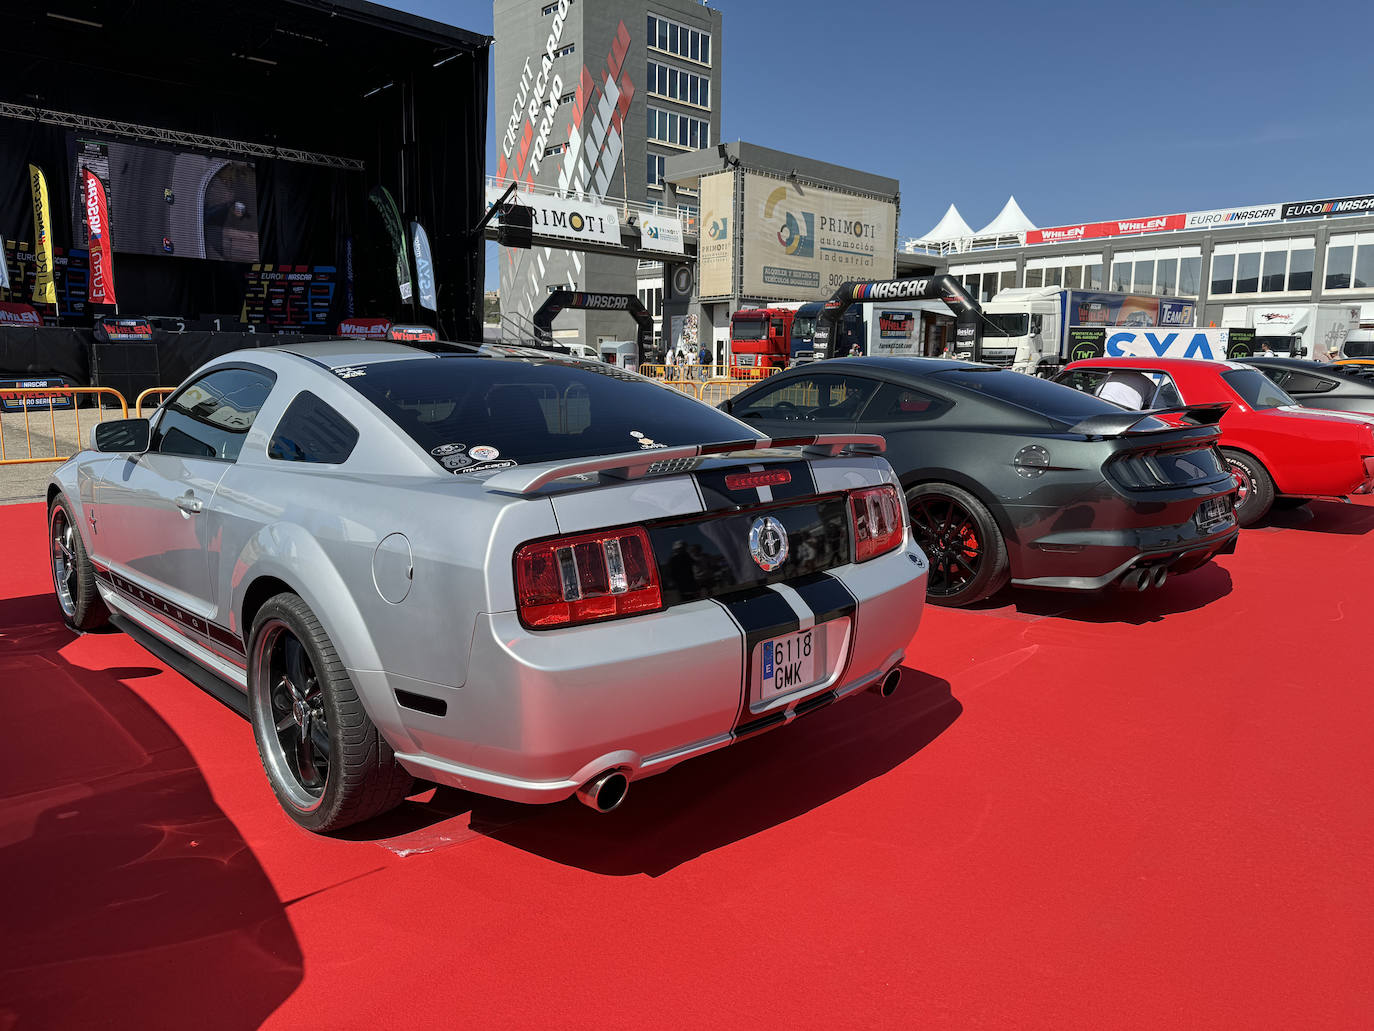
[
  {"x1": 1026, "y1": 213, "x2": 1186, "y2": 245},
  {"x1": 639, "y1": 213, "x2": 684, "y2": 255},
  {"x1": 698, "y1": 172, "x2": 734, "y2": 298},
  {"x1": 484, "y1": 188, "x2": 621, "y2": 246},
  {"x1": 741, "y1": 174, "x2": 895, "y2": 302}
]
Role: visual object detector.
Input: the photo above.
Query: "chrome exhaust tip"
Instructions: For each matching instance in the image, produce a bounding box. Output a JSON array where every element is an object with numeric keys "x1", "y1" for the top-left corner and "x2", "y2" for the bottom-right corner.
[
  {"x1": 1153, "y1": 567, "x2": 1168, "y2": 589},
  {"x1": 576, "y1": 769, "x2": 630, "y2": 813},
  {"x1": 1120, "y1": 569, "x2": 1146, "y2": 591},
  {"x1": 872, "y1": 667, "x2": 901, "y2": 698}
]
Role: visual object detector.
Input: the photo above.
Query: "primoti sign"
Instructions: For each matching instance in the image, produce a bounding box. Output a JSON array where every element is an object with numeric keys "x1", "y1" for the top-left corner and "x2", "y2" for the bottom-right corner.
[
  {"x1": 741, "y1": 174, "x2": 896, "y2": 302},
  {"x1": 698, "y1": 172, "x2": 734, "y2": 299},
  {"x1": 484, "y1": 188, "x2": 621, "y2": 246},
  {"x1": 639, "y1": 213, "x2": 685, "y2": 255}
]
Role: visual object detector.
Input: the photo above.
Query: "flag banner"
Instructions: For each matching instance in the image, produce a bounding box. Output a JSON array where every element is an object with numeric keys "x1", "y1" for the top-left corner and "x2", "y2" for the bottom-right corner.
[
  {"x1": 0, "y1": 234, "x2": 10, "y2": 291},
  {"x1": 344, "y1": 235, "x2": 355, "y2": 317},
  {"x1": 83, "y1": 169, "x2": 117, "y2": 306},
  {"x1": 28, "y1": 165, "x2": 57, "y2": 306},
  {"x1": 369, "y1": 185, "x2": 412, "y2": 303},
  {"x1": 410, "y1": 221, "x2": 437, "y2": 312}
]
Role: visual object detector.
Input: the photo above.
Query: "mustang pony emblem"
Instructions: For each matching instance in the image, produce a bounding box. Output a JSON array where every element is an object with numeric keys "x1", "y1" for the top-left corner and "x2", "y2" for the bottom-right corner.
[{"x1": 748, "y1": 515, "x2": 789, "y2": 572}]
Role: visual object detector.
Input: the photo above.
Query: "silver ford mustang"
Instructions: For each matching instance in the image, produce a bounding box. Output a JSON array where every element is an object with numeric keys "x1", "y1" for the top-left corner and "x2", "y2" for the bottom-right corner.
[{"x1": 47, "y1": 341, "x2": 928, "y2": 831}]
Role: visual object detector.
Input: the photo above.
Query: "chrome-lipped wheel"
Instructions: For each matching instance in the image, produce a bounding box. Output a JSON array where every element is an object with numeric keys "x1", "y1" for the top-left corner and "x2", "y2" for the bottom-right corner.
[
  {"x1": 253, "y1": 618, "x2": 330, "y2": 813},
  {"x1": 1229, "y1": 460, "x2": 1252, "y2": 505},
  {"x1": 908, "y1": 495, "x2": 983, "y2": 599},
  {"x1": 51, "y1": 507, "x2": 77, "y2": 618}
]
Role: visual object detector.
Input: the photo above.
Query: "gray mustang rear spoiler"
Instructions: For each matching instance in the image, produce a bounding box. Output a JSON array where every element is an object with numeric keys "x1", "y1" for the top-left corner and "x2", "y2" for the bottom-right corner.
[
  {"x1": 482, "y1": 434, "x2": 887, "y2": 496},
  {"x1": 1068, "y1": 402, "x2": 1231, "y2": 438}
]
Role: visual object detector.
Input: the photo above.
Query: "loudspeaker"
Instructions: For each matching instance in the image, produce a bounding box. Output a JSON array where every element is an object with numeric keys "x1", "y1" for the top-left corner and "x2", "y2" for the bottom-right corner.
[{"x1": 498, "y1": 203, "x2": 533, "y2": 249}]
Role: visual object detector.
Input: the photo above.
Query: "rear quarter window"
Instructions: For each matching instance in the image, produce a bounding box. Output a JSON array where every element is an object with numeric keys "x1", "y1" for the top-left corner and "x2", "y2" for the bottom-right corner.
[
  {"x1": 269, "y1": 391, "x2": 359, "y2": 464},
  {"x1": 1221, "y1": 368, "x2": 1295, "y2": 410},
  {"x1": 939, "y1": 367, "x2": 1124, "y2": 424}
]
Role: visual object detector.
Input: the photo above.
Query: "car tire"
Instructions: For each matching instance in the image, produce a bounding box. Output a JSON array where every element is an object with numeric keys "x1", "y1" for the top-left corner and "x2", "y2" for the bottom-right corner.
[
  {"x1": 1222, "y1": 449, "x2": 1275, "y2": 527},
  {"x1": 48, "y1": 494, "x2": 108, "y2": 632},
  {"x1": 248, "y1": 593, "x2": 413, "y2": 833},
  {"x1": 905, "y1": 483, "x2": 1010, "y2": 607}
]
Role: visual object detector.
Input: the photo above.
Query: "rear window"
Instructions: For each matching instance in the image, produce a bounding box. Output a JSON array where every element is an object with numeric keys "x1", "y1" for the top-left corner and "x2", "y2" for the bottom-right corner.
[
  {"x1": 344, "y1": 356, "x2": 757, "y2": 472},
  {"x1": 935, "y1": 367, "x2": 1126, "y2": 425},
  {"x1": 1221, "y1": 369, "x2": 1294, "y2": 410}
]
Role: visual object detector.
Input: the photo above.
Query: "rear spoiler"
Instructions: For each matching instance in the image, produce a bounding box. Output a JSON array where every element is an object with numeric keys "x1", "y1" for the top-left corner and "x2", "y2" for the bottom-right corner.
[
  {"x1": 482, "y1": 434, "x2": 886, "y2": 496},
  {"x1": 1068, "y1": 402, "x2": 1231, "y2": 437}
]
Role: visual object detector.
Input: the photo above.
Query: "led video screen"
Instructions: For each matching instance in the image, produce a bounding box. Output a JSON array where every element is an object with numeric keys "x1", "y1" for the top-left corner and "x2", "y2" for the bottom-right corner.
[{"x1": 72, "y1": 138, "x2": 260, "y2": 261}]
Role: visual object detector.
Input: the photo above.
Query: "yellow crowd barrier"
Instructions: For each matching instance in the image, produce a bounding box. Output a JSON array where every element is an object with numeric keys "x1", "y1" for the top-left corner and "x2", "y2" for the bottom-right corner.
[
  {"x1": 135, "y1": 386, "x2": 178, "y2": 417},
  {"x1": 0, "y1": 386, "x2": 129, "y2": 466}
]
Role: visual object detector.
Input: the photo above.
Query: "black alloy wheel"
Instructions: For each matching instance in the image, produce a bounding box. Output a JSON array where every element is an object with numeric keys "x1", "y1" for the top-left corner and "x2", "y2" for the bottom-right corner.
[
  {"x1": 248, "y1": 593, "x2": 412, "y2": 832},
  {"x1": 48, "y1": 495, "x2": 108, "y2": 632},
  {"x1": 905, "y1": 483, "x2": 1010, "y2": 607}
]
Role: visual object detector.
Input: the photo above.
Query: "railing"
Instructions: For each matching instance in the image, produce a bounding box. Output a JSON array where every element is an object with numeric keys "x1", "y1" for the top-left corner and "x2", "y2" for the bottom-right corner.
[
  {"x1": 0, "y1": 387, "x2": 129, "y2": 466},
  {"x1": 135, "y1": 386, "x2": 177, "y2": 417},
  {"x1": 486, "y1": 177, "x2": 700, "y2": 238},
  {"x1": 640, "y1": 364, "x2": 777, "y2": 381},
  {"x1": 654, "y1": 376, "x2": 763, "y2": 406}
]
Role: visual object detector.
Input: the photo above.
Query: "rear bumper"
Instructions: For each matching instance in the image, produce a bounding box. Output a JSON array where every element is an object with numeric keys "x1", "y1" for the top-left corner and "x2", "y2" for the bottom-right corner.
[
  {"x1": 1008, "y1": 496, "x2": 1239, "y2": 591},
  {"x1": 385, "y1": 541, "x2": 929, "y2": 804}
]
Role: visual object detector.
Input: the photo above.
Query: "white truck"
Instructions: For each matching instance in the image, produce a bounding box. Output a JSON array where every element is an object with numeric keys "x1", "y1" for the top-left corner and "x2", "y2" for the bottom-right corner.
[
  {"x1": 978, "y1": 286, "x2": 1196, "y2": 375},
  {"x1": 1220, "y1": 303, "x2": 1359, "y2": 358}
]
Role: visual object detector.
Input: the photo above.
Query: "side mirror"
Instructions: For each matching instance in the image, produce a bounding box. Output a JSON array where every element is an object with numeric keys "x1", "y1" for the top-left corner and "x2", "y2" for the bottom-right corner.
[{"x1": 92, "y1": 418, "x2": 151, "y2": 453}]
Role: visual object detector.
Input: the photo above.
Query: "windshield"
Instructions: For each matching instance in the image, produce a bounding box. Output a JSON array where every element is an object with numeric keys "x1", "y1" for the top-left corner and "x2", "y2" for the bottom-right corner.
[
  {"x1": 1222, "y1": 368, "x2": 1295, "y2": 410},
  {"x1": 935, "y1": 367, "x2": 1128, "y2": 425},
  {"x1": 732, "y1": 318, "x2": 768, "y2": 341},
  {"x1": 345, "y1": 356, "x2": 759, "y2": 471},
  {"x1": 791, "y1": 316, "x2": 816, "y2": 341},
  {"x1": 980, "y1": 313, "x2": 1029, "y2": 337}
]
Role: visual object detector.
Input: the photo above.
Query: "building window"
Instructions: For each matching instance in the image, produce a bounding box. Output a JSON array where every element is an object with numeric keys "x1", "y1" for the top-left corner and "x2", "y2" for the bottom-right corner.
[
  {"x1": 648, "y1": 13, "x2": 712, "y2": 66},
  {"x1": 554, "y1": 43, "x2": 575, "y2": 58},
  {"x1": 647, "y1": 153, "x2": 665, "y2": 188},
  {"x1": 646, "y1": 61, "x2": 710, "y2": 109},
  {"x1": 542, "y1": 0, "x2": 573, "y2": 14},
  {"x1": 1211, "y1": 253, "x2": 1235, "y2": 295},
  {"x1": 558, "y1": 91, "x2": 576, "y2": 106},
  {"x1": 648, "y1": 106, "x2": 709, "y2": 149},
  {"x1": 1324, "y1": 233, "x2": 1374, "y2": 291},
  {"x1": 1261, "y1": 250, "x2": 1286, "y2": 293},
  {"x1": 1109, "y1": 247, "x2": 1200, "y2": 297},
  {"x1": 544, "y1": 142, "x2": 568, "y2": 157},
  {"x1": 1288, "y1": 248, "x2": 1314, "y2": 292}
]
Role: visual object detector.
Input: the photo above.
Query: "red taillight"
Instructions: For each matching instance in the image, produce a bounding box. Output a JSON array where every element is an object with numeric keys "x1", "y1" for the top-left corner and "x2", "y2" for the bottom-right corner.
[
  {"x1": 725, "y1": 469, "x2": 792, "y2": 491},
  {"x1": 514, "y1": 526, "x2": 662, "y2": 628},
  {"x1": 849, "y1": 484, "x2": 904, "y2": 562}
]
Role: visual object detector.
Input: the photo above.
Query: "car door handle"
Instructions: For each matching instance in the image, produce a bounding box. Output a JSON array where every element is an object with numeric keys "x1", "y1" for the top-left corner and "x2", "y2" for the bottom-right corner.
[{"x1": 175, "y1": 494, "x2": 203, "y2": 514}]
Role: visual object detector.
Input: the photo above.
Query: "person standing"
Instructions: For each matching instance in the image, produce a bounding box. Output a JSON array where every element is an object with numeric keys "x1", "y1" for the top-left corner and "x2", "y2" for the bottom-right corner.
[{"x1": 698, "y1": 342, "x2": 712, "y2": 378}]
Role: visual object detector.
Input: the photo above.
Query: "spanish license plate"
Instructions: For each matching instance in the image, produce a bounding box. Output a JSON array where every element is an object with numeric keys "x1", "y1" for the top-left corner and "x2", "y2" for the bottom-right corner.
[
  {"x1": 759, "y1": 629, "x2": 822, "y2": 698},
  {"x1": 1196, "y1": 495, "x2": 1231, "y2": 531}
]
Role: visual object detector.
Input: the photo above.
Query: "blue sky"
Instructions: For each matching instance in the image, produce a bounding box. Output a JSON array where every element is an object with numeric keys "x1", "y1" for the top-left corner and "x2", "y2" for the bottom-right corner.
[{"x1": 387, "y1": 0, "x2": 1372, "y2": 286}]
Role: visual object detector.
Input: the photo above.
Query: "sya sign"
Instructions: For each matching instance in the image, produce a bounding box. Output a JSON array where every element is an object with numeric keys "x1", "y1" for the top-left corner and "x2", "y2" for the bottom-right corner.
[{"x1": 1105, "y1": 329, "x2": 1228, "y2": 360}]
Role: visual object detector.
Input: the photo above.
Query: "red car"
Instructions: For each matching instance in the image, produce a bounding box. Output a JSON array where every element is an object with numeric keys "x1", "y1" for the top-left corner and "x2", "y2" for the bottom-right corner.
[{"x1": 1057, "y1": 357, "x2": 1374, "y2": 526}]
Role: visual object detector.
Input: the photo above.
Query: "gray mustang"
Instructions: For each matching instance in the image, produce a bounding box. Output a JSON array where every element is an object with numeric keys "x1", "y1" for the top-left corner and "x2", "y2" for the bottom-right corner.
[{"x1": 48, "y1": 341, "x2": 927, "y2": 832}]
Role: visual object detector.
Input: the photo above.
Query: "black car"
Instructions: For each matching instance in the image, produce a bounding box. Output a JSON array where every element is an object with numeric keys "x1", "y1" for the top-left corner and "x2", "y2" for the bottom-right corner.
[
  {"x1": 1240, "y1": 357, "x2": 1374, "y2": 416},
  {"x1": 720, "y1": 358, "x2": 1240, "y2": 607}
]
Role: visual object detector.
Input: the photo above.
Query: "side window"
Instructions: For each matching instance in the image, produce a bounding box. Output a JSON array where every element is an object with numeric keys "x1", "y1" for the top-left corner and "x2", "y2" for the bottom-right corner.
[
  {"x1": 861, "y1": 382, "x2": 953, "y2": 423},
  {"x1": 1279, "y1": 371, "x2": 1337, "y2": 394},
  {"x1": 733, "y1": 375, "x2": 877, "y2": 423},
  {"x1": 152, "y1": 366, "x2": 275, "y2": 462},
  {"x1": 268, "y1": 391, "x2": 360, "y2": 464},
  {"x1": 1057, "y1": 370, "x2": 1109, "y2": 395},
  {"x1": 1146, "y1": 373, "x2": 1183, "y2": 408}
]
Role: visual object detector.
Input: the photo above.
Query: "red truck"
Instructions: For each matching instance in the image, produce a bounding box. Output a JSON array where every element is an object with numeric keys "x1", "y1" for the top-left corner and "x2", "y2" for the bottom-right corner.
[{"x1": 729, "y1": 307, "x2": 795, "y2": 378}]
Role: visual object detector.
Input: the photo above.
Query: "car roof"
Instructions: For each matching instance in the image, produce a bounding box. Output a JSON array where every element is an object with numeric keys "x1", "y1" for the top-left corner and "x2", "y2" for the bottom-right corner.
[
  {"x1": 1066, "y1": 356, "x2": 1234, "y2": 371},
  {"x1": 1241, "y1": 356, "x2": 1334, "y2": 371},
  {"x1": 804, "y1": 356, "x2": 984, "y2": 375},
  {"x1": 273, "y1": 339, "x2": 473, "y2": 369}
]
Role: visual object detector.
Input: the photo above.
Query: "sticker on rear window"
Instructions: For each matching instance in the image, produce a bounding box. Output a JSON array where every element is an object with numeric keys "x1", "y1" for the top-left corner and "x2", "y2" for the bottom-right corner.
[
  {"x1": 454, "y1": 459, "x2": 517, "y2": 474},
  {"x1": 469, "y1": 445, "x2": 500, "y2": 461},
  {"x1": 439, "y1": 453, "x2": 472, "y2": 470},
  {"x1": 334, "y1": 366, "x2": 366, "y2": 380},
  {"x1": 630, "y1": 430, "x2": 665, "y2": 450},
  {"x1": 431, "y1": 442, "x2": 465, "y2": 456}
]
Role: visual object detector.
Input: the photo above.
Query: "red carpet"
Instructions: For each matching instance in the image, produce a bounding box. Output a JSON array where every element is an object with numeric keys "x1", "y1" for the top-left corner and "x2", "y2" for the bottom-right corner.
[{"x1": 2, "y1": 499, "x2": 1373, "y2": 1029}]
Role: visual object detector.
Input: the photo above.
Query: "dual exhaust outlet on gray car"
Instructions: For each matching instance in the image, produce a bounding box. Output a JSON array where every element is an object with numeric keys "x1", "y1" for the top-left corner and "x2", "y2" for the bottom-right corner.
[
  {"x1": 574, "y1": 667, "x2": 904, "y2": 814},
  {"x1": 1119, "y1": 566, "x2": 1169, "y2": 592}
]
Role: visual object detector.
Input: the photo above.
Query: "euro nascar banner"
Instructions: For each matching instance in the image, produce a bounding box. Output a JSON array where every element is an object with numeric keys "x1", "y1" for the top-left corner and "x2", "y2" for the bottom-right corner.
[
  {"x1": 82, "y1": 169, "x2": 117, "y2": 307},
  {"x1": 369, "y1": 185, "x2": 412, "y2": 303},
  {"x1": 410, "y1": 221, "x2": 437, "y2": 312},
  {"x1": 28, "y1": 165, "x2": 57, "y2": 306},
  {"x1": 1281, "y1": 194, "x2": 1374, "y2": 220}
]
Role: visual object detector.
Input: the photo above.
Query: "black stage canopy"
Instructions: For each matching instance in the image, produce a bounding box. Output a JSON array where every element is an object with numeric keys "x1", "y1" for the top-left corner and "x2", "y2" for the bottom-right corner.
[{"x1": 0, "y1": 0, "x2": 489, "y2": 341}]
